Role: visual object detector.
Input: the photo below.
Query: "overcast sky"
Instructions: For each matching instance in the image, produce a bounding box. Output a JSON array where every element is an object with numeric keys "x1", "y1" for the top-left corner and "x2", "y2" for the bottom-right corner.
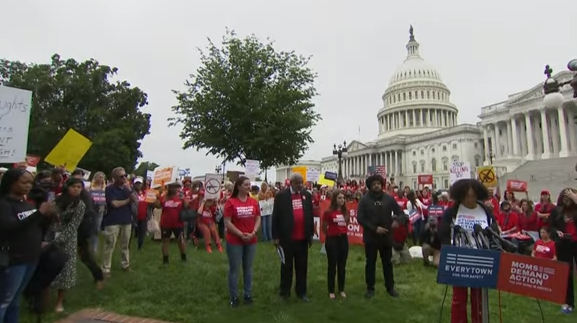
[{"x1": 4, "y1": 0, "x2": 576, "y2": 181}]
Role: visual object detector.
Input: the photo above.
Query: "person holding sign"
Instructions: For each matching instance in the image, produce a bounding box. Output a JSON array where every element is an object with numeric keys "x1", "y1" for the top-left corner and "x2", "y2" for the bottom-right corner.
[{"x1": 438, "y1": 179, "x2": 497, "y2": 323}]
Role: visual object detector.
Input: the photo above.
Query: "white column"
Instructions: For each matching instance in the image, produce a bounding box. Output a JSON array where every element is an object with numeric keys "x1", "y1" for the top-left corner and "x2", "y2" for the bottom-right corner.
[
  {"x1": 567, "y1": 109, "x2": 577, "y2": 153},
  {"x1": 494, "y1": 123, "x2": 501, "y2": 158},
  {"x1": 394, "y1": 150, "x2": 399, "y2": 176},
  {"x1": 525, "y1": 113, "x2": 535, "y2": 160},
  {"x1": 541, "y1": 110, "x2": 551, "y2": 158},
  {"x1": 483, "y1": 127, "x2": 489, "y2": 163},
  {"x1": 510, "y1": 117, "x2": 519, "y2": 156},
  {"x1": 558, "y1": 107, "x2": 569, "y2": 157},
  {"x1": 506, "y1": 120, "x2": 513, "y2": 158}
]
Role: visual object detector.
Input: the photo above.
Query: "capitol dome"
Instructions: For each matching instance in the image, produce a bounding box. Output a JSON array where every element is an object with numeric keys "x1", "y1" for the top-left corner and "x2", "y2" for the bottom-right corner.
[{"x1": 377, "y1": 26, "x2": 458, "y2": 139}]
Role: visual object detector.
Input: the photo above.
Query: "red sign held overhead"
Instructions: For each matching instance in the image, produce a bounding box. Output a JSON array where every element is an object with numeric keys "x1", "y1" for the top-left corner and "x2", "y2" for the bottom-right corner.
[
  {"x1": 418, "y1": 174, "x2": 433, "y2": 185},
  {"x1": 497, "y1": 252, "x2": 569, "y2": 304},
  {"x1": 506, "y1": 180, "x2": 528, "y2": 192}
]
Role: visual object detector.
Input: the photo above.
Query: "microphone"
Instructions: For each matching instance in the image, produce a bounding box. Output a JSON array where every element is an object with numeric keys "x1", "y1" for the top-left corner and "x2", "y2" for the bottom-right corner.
[
  {"x1": 453, "y1": 225, "x2": 473, "y2": 247},
  {"x1": 485, "y1": 223, "x2": 518, "y2": 253},
  {"x1": 473, "y1": 224, "x2": 490, "y2": 249}
]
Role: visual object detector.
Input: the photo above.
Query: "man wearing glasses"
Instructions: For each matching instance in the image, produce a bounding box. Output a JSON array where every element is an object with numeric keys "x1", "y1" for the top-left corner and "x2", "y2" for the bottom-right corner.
[{"x1": 102, "y1": 167, "x2": 136, "y2": 277}]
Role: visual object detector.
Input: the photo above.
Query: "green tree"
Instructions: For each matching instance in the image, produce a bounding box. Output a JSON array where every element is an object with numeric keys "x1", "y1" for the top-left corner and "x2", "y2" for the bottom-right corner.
[
  {"x1": 134, "y1": 161, "x2": 160, "y2": 177},
  {"x1": 0, "y1": 54, "x2": 151, "y2": 175},
  {"x1": 169, "y1": 30, "x2": 321, "y2": 169}
]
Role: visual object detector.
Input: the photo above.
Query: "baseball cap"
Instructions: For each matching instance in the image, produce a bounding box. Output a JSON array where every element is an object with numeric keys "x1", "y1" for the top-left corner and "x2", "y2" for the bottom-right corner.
[{"x1": 134, "y1": 177, "x2": 144, "y2": 184}]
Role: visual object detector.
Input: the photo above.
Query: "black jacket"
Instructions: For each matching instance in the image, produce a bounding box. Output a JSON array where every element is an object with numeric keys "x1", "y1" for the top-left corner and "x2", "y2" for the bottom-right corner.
[
  {"x1": 438, "y1": 201, "x2": 496, "y2": 245},
  {"x1": 0, "y1": 196, "x2": 44, "y2": 266},
  {"x1": 421, "y1": 227, "x2": 442, "y2": 250},
  {"x1": 357, "y1": 191, "x2": 404, "y2": 245},
  {"x1": 271, "y1": 188, "x2": 314, "y2": 245},
  {"x1": 549, "y1": 207, "x2": 577, "y2": 243},
  {"x1": 78, "y1": 189, "x2": 97, "y2": 239}
]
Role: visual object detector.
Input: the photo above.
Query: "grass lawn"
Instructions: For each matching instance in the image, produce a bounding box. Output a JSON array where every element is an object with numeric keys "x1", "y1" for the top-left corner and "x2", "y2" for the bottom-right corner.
[{"x1": 21, "y1": 239, "x2": 575, "y2": 323}]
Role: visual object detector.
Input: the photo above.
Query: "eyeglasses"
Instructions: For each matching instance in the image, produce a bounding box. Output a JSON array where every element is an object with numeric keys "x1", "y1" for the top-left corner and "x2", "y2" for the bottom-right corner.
[{"x1": 118, "y1": 174, "x2": 127, "y2": 178}]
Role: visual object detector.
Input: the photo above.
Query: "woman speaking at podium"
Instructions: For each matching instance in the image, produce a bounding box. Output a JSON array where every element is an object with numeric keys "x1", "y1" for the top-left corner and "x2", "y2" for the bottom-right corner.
[{"x1": 438, "y1": 179, "x2": 497, "y2": 323}]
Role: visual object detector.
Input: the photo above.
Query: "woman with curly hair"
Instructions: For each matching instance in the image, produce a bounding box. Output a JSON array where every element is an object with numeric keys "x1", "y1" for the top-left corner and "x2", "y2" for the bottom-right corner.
[{"x1": 438, "y1": 179, "x2": 497, "y2": 323}]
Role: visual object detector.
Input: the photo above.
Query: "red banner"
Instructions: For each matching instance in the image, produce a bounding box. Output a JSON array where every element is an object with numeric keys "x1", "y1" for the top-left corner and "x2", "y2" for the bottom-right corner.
[
  {"x1": 506, "y1": 180, "x2": 527, "y2": 192},
  {"x1": 496, "y1": 252, "x2": 569, "y2": 304},
  {"x1": 316, "y1": 200, "x2": 363, "y2": 245},
  {"x1": 418, "y1": 174, "x2": 433, "y2": 185}
]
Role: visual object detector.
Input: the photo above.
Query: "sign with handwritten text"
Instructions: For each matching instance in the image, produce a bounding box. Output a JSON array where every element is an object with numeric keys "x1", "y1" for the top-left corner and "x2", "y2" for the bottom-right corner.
[
  {"x1": 449, "y1": 161, "x2": 471, "y2": 185},
  {"x1": 0, "y1": 86, "x2": 32, "y2": 163}
]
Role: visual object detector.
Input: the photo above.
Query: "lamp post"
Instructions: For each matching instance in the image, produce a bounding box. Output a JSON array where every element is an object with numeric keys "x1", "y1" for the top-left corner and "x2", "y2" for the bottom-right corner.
[
  {"x1": 542, "y1": 60, "x2": 577, "y2": 109},
  {"x1": 215, "y1": 165, "x2": 222, "y2": 174},
  {"x1": 333, "y1": 140, "x2": 348, "y2": 184}
]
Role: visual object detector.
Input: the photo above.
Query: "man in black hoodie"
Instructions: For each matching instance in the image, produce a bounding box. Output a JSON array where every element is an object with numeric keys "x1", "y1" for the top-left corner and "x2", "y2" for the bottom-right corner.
[{"x1": 357, "y1": 174, "x2": 403, "y2": 298}]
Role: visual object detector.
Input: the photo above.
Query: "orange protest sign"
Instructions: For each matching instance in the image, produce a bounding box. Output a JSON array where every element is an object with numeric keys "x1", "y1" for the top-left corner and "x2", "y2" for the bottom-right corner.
[
  {"x1": 506, "y1": 180, "x2": 528, "y2": 192},
  {"x1": 145, "y1": 190, "x2": 159, "y2": 203},
  {"x1": 151, "y1": 166, "x2": 176, "y2": 189},
  {"x1": 497, "y1": 252, "x2": 569, "y2": 304}
]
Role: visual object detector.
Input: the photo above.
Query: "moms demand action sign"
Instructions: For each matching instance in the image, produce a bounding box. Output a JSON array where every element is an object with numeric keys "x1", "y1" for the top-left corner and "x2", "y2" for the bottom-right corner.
[{"x1": 437, "y1": 246, "x2": 569, "y2": 304}]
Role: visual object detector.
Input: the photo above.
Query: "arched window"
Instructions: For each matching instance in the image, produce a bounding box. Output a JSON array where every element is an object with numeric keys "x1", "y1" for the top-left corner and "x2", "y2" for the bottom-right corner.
[
  {"x1": 431, "y1": 158, "x2": 437, "y2": 172},
  {"x1": 452, "y1": 155, "x2": 459, "y2": 162},
  {"x1": 403, "y1": 93, "x2": 406, "y2": 101},
  {"x1": 474, "y1": 155, "x2": 481, "y2": 167},
  {"x1": 412, "y1": 161, "x2": 417, "y2": 174},
  {"x1": 442, "y1": 158, "x2": 449, "y2": 171},
  {"x1": 420, "y1": 160, "x2": 426, "y2": 173}
]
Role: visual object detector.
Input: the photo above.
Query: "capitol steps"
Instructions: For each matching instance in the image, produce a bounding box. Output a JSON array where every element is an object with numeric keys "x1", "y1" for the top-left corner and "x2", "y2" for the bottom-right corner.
[{"x1": 498, "y1": 157, "x2": 577, "y2": 200}]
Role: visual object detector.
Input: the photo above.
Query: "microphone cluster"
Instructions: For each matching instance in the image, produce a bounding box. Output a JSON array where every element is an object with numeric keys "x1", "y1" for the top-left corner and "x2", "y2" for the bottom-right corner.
[{"x1": 453, "y1": 222, "x2": 518, "y2": 253}]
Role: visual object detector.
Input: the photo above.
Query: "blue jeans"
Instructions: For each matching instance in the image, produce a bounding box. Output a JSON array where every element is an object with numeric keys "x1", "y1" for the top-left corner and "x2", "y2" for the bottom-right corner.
[
  {"x1": 226, "y1": 243, "x2": 256, "y2": 300},
  {"x1": 412, "y1": 218, "x2": 424, "y2": 245},
  {"x1": 90, "y1": 208, "x2": 105, "y2": 254},
  {"x1": 261, "y1": 215, "x2": 272, "y2": 241},
  {"x1": 0, "y1": 262, "x2": 38, "y2": 323}
]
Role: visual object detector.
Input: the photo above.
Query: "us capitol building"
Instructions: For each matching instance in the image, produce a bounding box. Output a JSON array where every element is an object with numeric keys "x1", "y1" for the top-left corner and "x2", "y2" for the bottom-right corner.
[{"x1": 276, "y1": 26, "x2": 577, "y2": 191}]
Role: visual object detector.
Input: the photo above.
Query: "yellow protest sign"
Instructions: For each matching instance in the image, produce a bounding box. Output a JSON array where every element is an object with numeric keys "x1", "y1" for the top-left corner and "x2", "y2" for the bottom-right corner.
[
  {"x1": 477, "y1": 166, "x2": 497, "y2": 187},
  {"x1": 44, "y1": 129, "x2": 93, "y2": 172},
  {"x1": 318, "y1": 174, "x2": 335, "y2": 186},
  {"x1": 291, "y1": 166, "x2": 308, "y2": 182}
]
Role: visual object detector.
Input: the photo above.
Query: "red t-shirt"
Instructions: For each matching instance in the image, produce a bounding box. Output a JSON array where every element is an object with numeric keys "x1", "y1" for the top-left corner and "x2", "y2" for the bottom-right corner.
[
  {"x1": 565, "y1": 216, "x2": 577, "y2": 242},
  {"x1": 160, "y1": 196, "x2": 184, "y2": 228},
  {"x1": 535, "y1": 202, "x2": 555, "y2": 228},
  {"x1": 498, "y1": 211, "x2": 520, "y2": 232},
  {"x1": 224, "y1": 197, "x2": 260, "y2": 245},
  {"x1": 137, "y1": 191, "x2": 148, "y2": 221},
  {"x1": 323, "y1": 210, "x2": 348, "y2": 236},
  {"x1": 420, "y1": 195, "x2": 431, "y2": 216},
  {"x1": 518, "y1": 211, "x2": 538, "y2": 231},
  {"x1": 394, "y1": 196, "x2": 408, "y2": 210},
  {"x1": 199, "y1": 205, "x2": 216, "y2": 225},
  {"x1": 393, "y1": 224, "x2": 409, "y2": 244},
  {"x1": 291, "y1": 194, "x2": 305, "y2": 240},
  {"x1": 533, "y1": 239, "x2": 556, "y2": 259}
]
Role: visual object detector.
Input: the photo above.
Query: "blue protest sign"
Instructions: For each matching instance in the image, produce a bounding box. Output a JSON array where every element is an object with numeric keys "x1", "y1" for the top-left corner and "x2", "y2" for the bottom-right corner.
[
  {"x1": 324, "y1": 171, "x2": 338, "y2": 181},
  {"x1": 437, "y1": 246, "x2": 501, "y2": 289}
]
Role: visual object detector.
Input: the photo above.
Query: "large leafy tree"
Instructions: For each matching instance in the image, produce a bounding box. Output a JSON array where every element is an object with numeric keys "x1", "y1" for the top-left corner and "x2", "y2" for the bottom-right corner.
[
  {"x1": 169, "y1": 30, "x2": 321, "y2": 169},
  {"x1": 0, "y1": 54, "x2": 151, "y2": 175}
]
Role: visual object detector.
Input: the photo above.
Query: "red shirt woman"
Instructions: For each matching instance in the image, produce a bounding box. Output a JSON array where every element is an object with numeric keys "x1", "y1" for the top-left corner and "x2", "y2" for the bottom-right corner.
[
  {"x1": 535, "y1": 190, "x2": 555, "y2": 228},
  {"x1": 223, "y1": 176, "x2": 261, "y2": 306},
  {"x1": 321, "y1": 191, "x2": 350, "y2": 298},
  {"x1": 154, "y1": 182, "x2": 189, "y2": 264},
  {"x1": 532, "y1": 227, "x2": 557, "y2": 260},
  {"x1": 498, "y1": 202, "x2": 520, "y2": 234},
  {"x1": 518, "y1": 199, "x2": 538, "y2": 232}
]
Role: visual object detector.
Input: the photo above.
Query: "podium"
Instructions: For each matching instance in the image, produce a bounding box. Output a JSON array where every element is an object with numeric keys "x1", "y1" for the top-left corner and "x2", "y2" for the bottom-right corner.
[{"x1": 437, "y1": 246, "x2": 570, "y2": 322}]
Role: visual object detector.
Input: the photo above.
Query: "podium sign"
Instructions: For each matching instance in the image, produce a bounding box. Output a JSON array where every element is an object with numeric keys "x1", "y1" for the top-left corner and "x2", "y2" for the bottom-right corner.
[
  {"x1": 497, "y1": 252, "x2": 569, "y2": 304},
  {"x1": 437, "y1": 246, "x2": 570, "y2": 304},
  {"x1": 437, "y1": 246, "x2": 501, "y2": 289}
]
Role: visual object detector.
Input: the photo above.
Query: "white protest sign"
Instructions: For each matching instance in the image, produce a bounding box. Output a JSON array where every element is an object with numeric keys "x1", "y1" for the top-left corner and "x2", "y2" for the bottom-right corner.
[
  {"x1": 244, "y1": 159, "x2": 260, "y2": 181},
  {"x1": 0, "y1": 86, "x2": 32, "y2": 163},
  {"x1": 204, "y1": 173, "x2": 222, "y2": 200},
  {"x1": 306, "y1": 167, "x2": 321, "y2": 182},
  {"x1": 449, "y1": 161, "x2": 471, "y2": 185}
]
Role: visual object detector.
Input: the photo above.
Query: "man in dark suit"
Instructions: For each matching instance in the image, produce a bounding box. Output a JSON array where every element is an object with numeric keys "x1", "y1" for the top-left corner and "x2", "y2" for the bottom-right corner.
[{"x1": 272, "y1": 173, "x2": 314, "y2": 302}]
